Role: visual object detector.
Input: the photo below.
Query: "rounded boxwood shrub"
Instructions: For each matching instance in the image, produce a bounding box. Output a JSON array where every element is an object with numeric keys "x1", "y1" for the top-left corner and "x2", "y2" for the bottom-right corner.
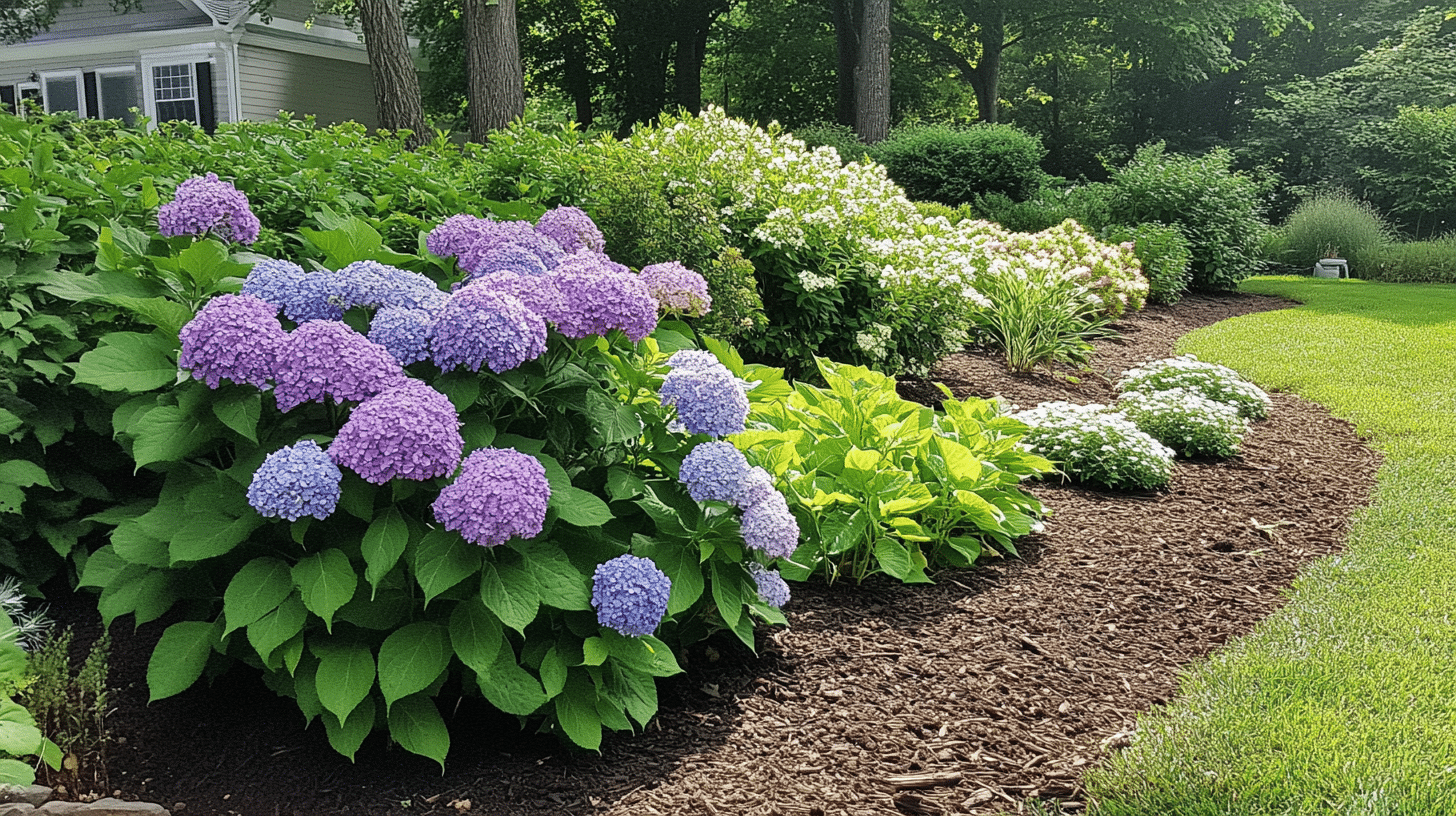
[{"x1": 869, "y1": 123, "x2": 1049, "y2": 206}]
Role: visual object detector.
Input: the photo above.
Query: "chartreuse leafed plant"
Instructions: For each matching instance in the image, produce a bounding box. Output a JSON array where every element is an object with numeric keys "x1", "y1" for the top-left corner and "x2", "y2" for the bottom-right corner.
[
  {"x1": 56, "y1": 176, "x2": 800, "y2": 766},
  {"x1": 1088, "y1": 278, "x2": 1456, "y2": 814},
  {"x1": 731, "y1": 358, "x2": 1052, "y2": 584},
  {"x1": 1012, "y1": 402, "x2": 1176, "y2": 491}
]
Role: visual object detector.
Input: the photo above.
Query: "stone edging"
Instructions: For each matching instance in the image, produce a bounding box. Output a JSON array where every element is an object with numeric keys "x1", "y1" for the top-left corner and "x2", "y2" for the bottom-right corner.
[{"x1": 0, "y1": 786, "x2": 169, "y2": 816}]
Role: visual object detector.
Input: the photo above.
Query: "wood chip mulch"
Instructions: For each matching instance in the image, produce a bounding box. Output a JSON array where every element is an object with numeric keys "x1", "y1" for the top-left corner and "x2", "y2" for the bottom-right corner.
[{"x1": 58, "y1": 292, "x2": 1378, "y2": 816}]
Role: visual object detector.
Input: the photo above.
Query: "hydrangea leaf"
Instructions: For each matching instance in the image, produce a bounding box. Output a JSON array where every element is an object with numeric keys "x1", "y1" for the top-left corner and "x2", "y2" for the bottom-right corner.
[
  {"x1": 539, "y1": 646, "x2": 568, "y2": 700},
  {"x1": 0, "y1": 757, "x2": 36, "y2": 786},
  {"x1": 581, "y1": 637, "x2": 608, "y2": 667},
  {"x1": 435, "y1": 371, "x2": 481, "y2": 412},
  {"x1": 0, "y1": 408, "x2": 21, "y2": 437},
  {"x1": 292, "y1": 658, "x2": 323, "y2": 723},
  {"x1": 323, "y1": 695, "x2": 375, "y2": 762},
  {"x1": 509, "y1": 540, "x2": 591, "y2": 611},
  {"x1": 551, "y1": 483, "x2": 613, "y2": 528},
  {"x1": 98, "y1": 566, "x2": 176, "y2": 627},
  {"x1": 76, "y1": 545, "x2": 127, "y2": 590},
  {"x1": 412, "y1": 528, "x2": 482, "y2": 606},
  {"x1": 386, "y1": 694, "x2": 449, "y2": 771},
  {"x1": 709, "y1": 561, "x2": 745, "y2": 630},
  {"x1": 361, "y1": 509, "x2": 408, "y2": 597},
  {"x1": 479, "y1": 559, "x2": 540, "y2": 634},
  {"x1": 223, "y1": 556, "x2": 294, "y2": 635},
  {"x1": 70, "y1": 332, "x2": 177, "y2": 393},
  {"x1": 169, "y1": 514, "x2": 263, "y2": 564},
  {"x1": 103, "y1": 295, "x2": 195, "y2": 337},
  {"x1": 553, "y1": 671, "x2": 602, "y2": 750},
  {"x1": 292, "y1": 550, "x2": 358, "y2": 632},
  {"x1": 147, "y1": 619, "x2": 219, "y2": 702},
  {"x1": 605, "y1": 663, "x2": 658, "y2": 728},
  {"x1": 314, "y1": 641, "x2": 376, "y2": 724},
  {"x1": 178, "y1": 239, "x2": 249, "y2": 290},
  {"x1": 128, "y1": 404, "x2": 215, "y2": 471},
  {"x1": 107, "y1": 522, "x2": 169, "y2": 569},
  {"x1": 601, "y1": 631, "x2": 681, "y2": 678},
  {"x1": 0, "y1": 460, "x2": 49, "y2": 489},
  {"x1": 873, "y1": 537, "x2": 913, "y2": 581},
  {"x1": 476, "y1": 643, "x2": 547, "y2": 716},
  {"x1": 448, "y1": 599, "x2": 504, "y2": 676},
  {"x1": 247, "y1": 595, "x2": 307, "y2": 666},
  {"x1": 583, "y1": 390, "x2": 645, "y2": 446},
  {"x1": 211, "y1": 389, "x2": 261, "y2": 444},
  {"x1": 378, "y1": 622, "x2": 450, "y2": 711},
  {"x1": 632, "y1": 535, "x2": 703, "y2": 616}
]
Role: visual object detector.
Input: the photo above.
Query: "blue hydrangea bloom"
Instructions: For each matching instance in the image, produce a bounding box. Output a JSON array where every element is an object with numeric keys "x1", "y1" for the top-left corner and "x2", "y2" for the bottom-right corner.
[
  {"x1": 158, "y1": 173, "x2": 261, "y2": 245},
  {"x1": 552, "y1": 268, "x2": 659, "y2": 342},
  {"x1": 368, "y1": 306, "x2": 434, "y2": 365},
  {"x1": 178, "y1": 294, "x2": 287, "y2": 389},
  {"x1": 659, "y1": 364, "x2": 750, "y2": 438},
  {"x1": 466, "y1": 272, "x2": 569, "y2": 326},
  {"x1": 246, "y1": 440, "x2": 342, "y2": 521},
  {"x1": 241, "y1": 258, "x2": 308, "y2": 308},
  {"x1": 640, "y1": 261, "x2": 712, "y2": 317},
  {"x1": 431, "y1": 287, "x2": 547, "y2": 373},
  {"x1": 329, "y1": 380, "x2": 463, "y2": 484},
  {"x1": 272, "y1": 321, "x2": 406, "y2": 412},
  {"x1": 280, "y1": 272, "x2": 348, "y2": 322},
  {"x1": 467, "y1": 243, "x2": 549, "y2": 279},
  {"x1": 432, "y1": 448, "x2": 550, "y2": 547},
  {"x1": 740, "y1": 492, "x2": 800, "y2": 559},
  {"x1": 591, "y1": 554, "x2": 672, "y2": 637},
  {"x1": 665, "y1": 349, "x2": 722, "y2": 372},
  {"x1": 535, "y1": 206, "x2": 606, "y2": 255},
  {"x1": 678, "y1": 441, "x2": 750, "y2": 503},
  {"x1": 749, "y1": 563, "x2": 791, "y2": 608}
]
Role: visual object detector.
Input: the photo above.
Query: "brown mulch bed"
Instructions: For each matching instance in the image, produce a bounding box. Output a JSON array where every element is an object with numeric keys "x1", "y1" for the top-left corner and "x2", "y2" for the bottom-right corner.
[{"x1": 51, "y1": 292, "x2": 1378, "y2": 816}]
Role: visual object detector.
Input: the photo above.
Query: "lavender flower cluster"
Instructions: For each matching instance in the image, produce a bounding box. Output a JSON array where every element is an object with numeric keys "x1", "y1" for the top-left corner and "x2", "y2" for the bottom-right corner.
[
  {"x1": 591, "y1": 554, "x2": 671, "y2": 637},
  {"x1": 158, "y1": 173, "x2": 262, "y2": 245},
  {"x1": 432, "y1": 448, "x2": 550, "y2": 547},
  {"x1": 659, "y1": 350, "x2": 750, "y2": 438},
  {"x1": 246, "y1": 440, "x2": 342, "y2": 521}
]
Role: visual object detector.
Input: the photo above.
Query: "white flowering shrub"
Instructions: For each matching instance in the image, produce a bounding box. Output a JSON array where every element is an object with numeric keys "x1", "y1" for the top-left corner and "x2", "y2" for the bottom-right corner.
[
  {"x1": 1117, "y1": 388, "x2": 1249, "y2": 458},
  {"x1": 1119, "y1": 355, "x2": 1272, "y2": 419},
  {"x1": 1013, "y1": 402, "x2": 1176, "y2": 491}
]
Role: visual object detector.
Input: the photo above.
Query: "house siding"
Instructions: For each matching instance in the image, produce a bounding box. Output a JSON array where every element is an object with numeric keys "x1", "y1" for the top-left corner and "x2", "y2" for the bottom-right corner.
[
  {"x1": 21, "y1": 0, "x2": 211, "y2": 43},
  {"x1": 236, "y1": 44, "x2": 377, "y2": 128}
]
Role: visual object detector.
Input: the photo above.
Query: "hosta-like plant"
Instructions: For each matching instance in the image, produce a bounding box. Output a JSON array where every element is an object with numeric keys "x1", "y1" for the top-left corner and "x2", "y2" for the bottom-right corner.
[
  {"x1": 1013, "y1": 402, "x2": 1176, "y2": 491},
  {"x1": 1117, "y1": 388, "x2": 1249, "y2": 458},
  {"x1": 1119, "y1": 355, "x2": 1271, "y2": 419},
  {"x1": 54, "y1": 178, "x2": 798, "y2": 765},
  {"x1": 731, "y1": 358, "x2": 1052, "y2": 584}
]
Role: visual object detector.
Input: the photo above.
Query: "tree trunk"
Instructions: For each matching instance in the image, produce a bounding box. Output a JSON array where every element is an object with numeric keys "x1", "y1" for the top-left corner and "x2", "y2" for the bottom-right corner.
[
  {"x1": 672, "y1": 23, "x2": 707, "y2": 113},
  {"x1": 563, "y1": 37, "x2": 595, "y2": 127},
  {"x1": 356, "y1": 0, "x2": 428, "y2": 148},
  {"x1": 970, "y1": 8, "x2": 1004, "y2": 123},
  {"x1": 464, "y1": 0, "x2": 524, "y2": 143},
  {"x1": 853, "y1": 0, "x2": 889, "y2": 142},
  {"x1": 829, "y1": 0, "x2": 859, "y2": 126}
]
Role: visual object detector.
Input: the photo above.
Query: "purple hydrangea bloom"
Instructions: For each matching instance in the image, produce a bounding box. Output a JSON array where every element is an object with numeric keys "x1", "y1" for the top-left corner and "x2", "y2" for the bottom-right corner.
[
  {"x1": 431, "y1": 287, "x2": 547, "y2": 373},
  {"x1": 665, "y1": 349, "x2": 722, "y2": 372},
  {"x1": 535, "y1": 206, "x2": 606, "y2": 255},
  {"x1": 334, "y1": 261, "x2": 448, "y2": 313},
  {"x1": 552, "y1": 268, "x2": 659, "y2": 342},
  {"x1": 368, "y1": 306, "x2": 434, "y2": 365},
  {"x1": 466, "y1": 272, "x2": 569, "y2": 326},
  {"x1": 740, "y1": 492, "x2": 800, "y2": 559},
  {"x1": 467, "y1": 243, "x2": 549, "y2": 279},
  {"x1": 678, "y1": 441, "x2": 750, "y2": 503},
  {"x1": 591, "y1": 554, "x2": 671, "y2": 637},
  {"x1": 178, "y1": 294, "x2": 287, "y2": 389},
  {"x1": 432, "y1": 447, "x2": 550, "y2": 547},
  {"x1": 748, "y1": 563, "x2": 791, "y2": 608},
  {"x1": 733, "y1": 466, "x2": 780, "y2": 510},
  {"x1": 246, "y1": 440, "x2": 342, "y2": 521},
  {"x1": 453, "y1": 220, "x2": 565, "y2": 276},
  {"x1": 426, "y1": 214, "x2": 491, "y2": 260},
  {"x1": 280, "y1": 272, "x2": 348, "y2": 322},
  {"x1": 329, "y1": 380, "x2": 463, "y2": 484},
  {"x1": 640, "y1": 262, "x2": 712, "y2": 317},
  {"x1": 158, "y1": 173, "x2": 262, "y2": 245},
  {"x1": 553, "y1": 250, "x2": 615, "y2": 277},
  {"x1": 659, "y1": 363, "x2": 750, "y2": 438},
  {"x1": 272, "y1": 321, "x2": 406, "y2": 412},
  {"x1": 241, "y1": 258, "x2": 307, "y2": 308}
]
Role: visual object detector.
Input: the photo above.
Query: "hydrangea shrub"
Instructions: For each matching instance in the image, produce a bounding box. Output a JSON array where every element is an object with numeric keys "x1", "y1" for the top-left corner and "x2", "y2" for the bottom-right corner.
[{"x1": 73, "y1": 187, "x2": 797, "y2": 764}]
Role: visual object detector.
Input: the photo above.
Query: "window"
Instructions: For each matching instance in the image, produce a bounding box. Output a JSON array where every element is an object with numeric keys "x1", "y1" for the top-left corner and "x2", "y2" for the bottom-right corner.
[
  {"x1": 96, "y1": 70, "x2": 139, "y2": 125},
  {"x1": 151, "y1": 63, "x2": 198, "y2": 124},
  {"x1": 40, "y1": 71, "x2": 84, "y2": 116}
]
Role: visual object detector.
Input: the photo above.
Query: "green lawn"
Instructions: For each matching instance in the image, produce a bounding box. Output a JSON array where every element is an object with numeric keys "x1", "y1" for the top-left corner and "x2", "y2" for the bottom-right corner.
[{"x1": 1086, "y1": 278, "x2": 1456, "y2": 815}]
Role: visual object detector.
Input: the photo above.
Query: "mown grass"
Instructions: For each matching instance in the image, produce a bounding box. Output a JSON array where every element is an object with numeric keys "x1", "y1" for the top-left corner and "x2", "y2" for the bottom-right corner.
[{"x1": 1085, "y1": 277, "x2": 1456, "y2": 815}]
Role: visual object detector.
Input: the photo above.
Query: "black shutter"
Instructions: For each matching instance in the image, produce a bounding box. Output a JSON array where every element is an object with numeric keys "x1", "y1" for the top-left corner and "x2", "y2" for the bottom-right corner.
[
  {"x1": 195, "y1": 61, "x2": 216, "y2": 133},
  {"x1": 0, "y1": 86, "x2": 14, "y2": 115},
  {"x1": 83, "y1": 72, "x2": 99, "y2": 118}
]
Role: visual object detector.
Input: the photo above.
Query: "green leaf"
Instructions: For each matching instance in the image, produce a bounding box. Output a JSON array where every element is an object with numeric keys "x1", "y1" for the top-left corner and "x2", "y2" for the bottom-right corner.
[
  {"x1": 874, "y1": 538, "x2": 913, "y2": 580},
  {"x1": 602, "y1": 631, "x2": 682, "y2": 678},
  {"x1": 323, "y1": 695, "x2": 376, "y2": 762},
  {"x1": 554, "y1": 671, "x2": 603, "y2": 750},
  {"x1": 76, "y1": 545, "x2": 127, "y2": 590},
  {"x1": 633, "y1": 535, "x2": 703, "y2": 616},
  {"x1": 314, "y1": 641, "x2": 376, "y2": 723},
  {"x1": 539, "y1": 646, "x2": 568, "y2": 699},
  {"x1": 223, "y1": 557, "x2": 294, "y2": 635},
  {"x1": 581, "y1": 636, "x2": 608, "y2": 667},
  {"x1": 169, "y1": 514, "x2": 262, "y2": 563},
  {"x1": 212, "y1": 389, "x2": 261, "y2": 443},
  {"x1": 104, "y1": 296, "x2": 194, "y2": 336},
  {"x1": 361, "y1": 508, "x2": 409, "y2": 596},
  {"x1": 448, "y1": 599, "x2": 504, "y2": 676},
  {"x1": 412, "y1": 528, "x2": 482, "y2": 606},
  {"x1": 129, "y1": 404, "x2": 215, "y2": 470},
  {"x1": 292, "y1": 550, "x2": 358, "y2": 631},
  {"x1": 378, "y1": 622, "x2": 451, "y2": 711},
  {"x1": 178, "y1": 239, "x2": 248, "y2": 290},
  {"x1": 387, "y1": 694, "x2": 449, "y2": 770},
  {"x1": 436, "y1": 371, "x2": 481, "y2": 412},
  {"x1": 0, "y1": 408, "x2": 22, "y2": 437},
  {"x1": 822, "y1": 508, "x2": 871, "y2": 556},
  {"x1": 246, "y1": 595, "x2": 308, "y2": 664},
  {"x1": 509, "y1": 539, "x2": 591, "y2": 611},
  {"x1": 583, "y1": 390, "x2": 645, "y2": 445},
  {"x1": 476, "y1": 643, "x2": 547, "y2": 715},
  {"x1": 0, "y1": 460, "x2": 50, "y2": 489},
  {"x1": 551, "y1": 485, "x2": 614, "y2": 528},
  {"x1": 710, "y1": 561, "x2": 745, "y2": 630},
  {"x1": 607, "y1": 663, "x2": 659, "y2": 728},
  {"x1": 479, "y1": 558, "x2": 540, "y2": 633},
  {"x1": 147, "y1": 620, "x2": 219, "y2": 702},
  {"x1": 70, "y1": 332, "x2": 176, "y2": 393},
  {"x1": 98, "y1": 567, "x2": 177, "y2": 626},
  {"x1": 0, "y1": 757, "x2": 36, "y2": 786}
]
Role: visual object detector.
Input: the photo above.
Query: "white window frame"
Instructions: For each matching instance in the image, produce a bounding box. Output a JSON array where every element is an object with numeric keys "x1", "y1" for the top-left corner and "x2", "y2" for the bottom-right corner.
[
  {"x1": 14, "y1": 83, "x2": 40, "y2": 117},
  {"x1": 93, "y1": 66, "x2": 141, "y2": 123},
  {"x1": 37, "y1": 70, "x2": 85, "y2": 117},
  {"x1": 139, "y1": 45, "x2": 217, "y2": 129}
]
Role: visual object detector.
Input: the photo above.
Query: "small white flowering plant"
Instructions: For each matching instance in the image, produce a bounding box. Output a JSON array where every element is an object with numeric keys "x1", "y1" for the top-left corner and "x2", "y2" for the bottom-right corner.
[
  {"x1": 1119, "y1": 355, "x2": 1271, "y2": 419},
  {"x1": 1117, "y1": 388, "x2": 1249, "y2": 458},
  {"x1": 1013, "y1": 401, "x2": 1176, "y2": 491}
]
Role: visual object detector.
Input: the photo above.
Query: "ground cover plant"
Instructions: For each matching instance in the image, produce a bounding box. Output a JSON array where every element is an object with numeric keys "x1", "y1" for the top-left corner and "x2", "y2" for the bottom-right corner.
[
  {"x1": 1011, "y1": 401, "x2": 1175, "y2": 491},
  {"x1": 1089, "y1": 278, "x2": 1456, "y2": 814},
  {"x1": 731, "y1": 358, "x2": 1051, "y2": 584}
]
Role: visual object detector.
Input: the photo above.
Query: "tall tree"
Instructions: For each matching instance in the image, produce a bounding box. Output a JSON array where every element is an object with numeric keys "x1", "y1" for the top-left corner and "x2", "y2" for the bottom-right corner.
[
  {"x1": 463, "y1": 0, "x2": 525, "y2": 141},
  {"x1": 357, "y1": 0, "x2": 429, "y2": 147},
  {"x1": 852, "y1": 0, "x2": 890, "y2": 141},
  {"x1": 606, "y1": 0, "x2": 729, "y2": 131}
]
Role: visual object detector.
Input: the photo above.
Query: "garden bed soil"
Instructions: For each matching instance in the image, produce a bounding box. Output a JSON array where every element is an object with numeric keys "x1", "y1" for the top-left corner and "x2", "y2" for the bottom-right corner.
[{"x1": 49, "y1": 292, "x2": 1379, "y2": 816}]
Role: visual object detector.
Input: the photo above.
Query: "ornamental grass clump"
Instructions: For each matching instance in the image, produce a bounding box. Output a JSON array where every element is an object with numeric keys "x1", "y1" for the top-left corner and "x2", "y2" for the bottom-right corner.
[
  {"x1": 1119, "y1": 355, "x2": 1271, "y2": 420},
  {"x1": 1117, "y1": 388, "x2": 1249, "y2": 458},
  {"x1": 1013, "y1": 402, "x2": 1176, "y2": 491},
  {"x1": 65, "y1": 187, "x2": 797, "y2": 764}
]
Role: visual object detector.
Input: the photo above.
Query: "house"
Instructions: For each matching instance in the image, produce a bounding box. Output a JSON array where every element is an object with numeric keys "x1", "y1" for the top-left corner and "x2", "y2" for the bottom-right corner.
[{"x1": 0, "y1": 0, "x2": 384, "y2": 131}]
